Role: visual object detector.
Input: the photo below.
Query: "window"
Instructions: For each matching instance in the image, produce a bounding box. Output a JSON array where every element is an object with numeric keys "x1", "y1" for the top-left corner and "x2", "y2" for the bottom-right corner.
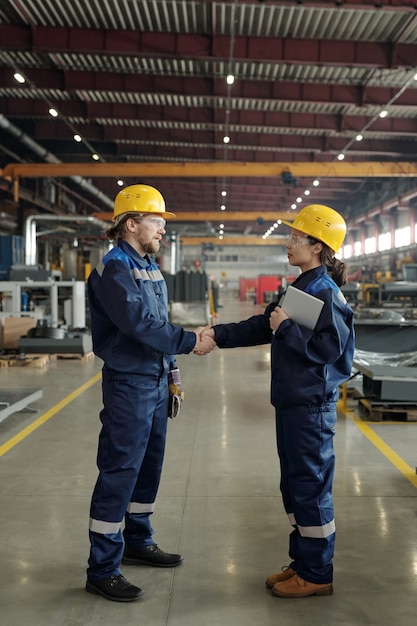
[
  {"x1": 343, "y1": 244, "x2": 352, "y2": 259},
  {"x1": 364, "y1": 236, "x2": 376, "y2": 255},
  {"x1": 395, "y1": 226, "x2": 410, "y2": 248},
  {"x1": 378, "y1": 232, "x2": 391, "y2": 252}
]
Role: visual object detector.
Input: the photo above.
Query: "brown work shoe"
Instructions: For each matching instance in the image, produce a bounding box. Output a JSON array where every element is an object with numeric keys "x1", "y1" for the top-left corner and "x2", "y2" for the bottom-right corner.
[
  {"x1": 272, "y1": 574, "x2": 333, "y2": 598},
  {"x1": 265, "y1": 566, "x2": 296, "y2": 589}
]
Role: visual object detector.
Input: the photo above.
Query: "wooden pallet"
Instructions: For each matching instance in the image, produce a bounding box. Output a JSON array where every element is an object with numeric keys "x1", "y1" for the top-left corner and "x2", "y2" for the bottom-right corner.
[
  {"x1": 0, "y1": 354, "x2": 49, "y2": 369},
  {"x1": 358, "y1": 397, "x2": 417, "y2": 422},
  {"x1": 48, "y1": 351, "x2": 95, "y2": 361},
  {"x1": 26, "y1": 351, "x2": 95, "y2": 362}
]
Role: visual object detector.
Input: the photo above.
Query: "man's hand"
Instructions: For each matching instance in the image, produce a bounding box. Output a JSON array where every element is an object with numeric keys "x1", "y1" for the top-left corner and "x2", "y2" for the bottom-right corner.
[
  {"x1": 192, "y1": 325, "x2": 216, "y2": 355},
  {"x1": 269, "y1": 306, "x2": 289, "y2": 333},
  {"x1": 200, "y1": 326, "x2": 215, "y2": 339},
  {"x1": 168, "y1": 368, "x2": 184, "y2": 400},
  {"x1": 168, "y1": 369, "x2": 184, "y2": 418}
]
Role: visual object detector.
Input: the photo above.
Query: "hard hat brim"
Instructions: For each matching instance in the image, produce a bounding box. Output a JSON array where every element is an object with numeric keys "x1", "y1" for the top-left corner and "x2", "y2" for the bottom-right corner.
[
  {"x1": 282, "y1": 218, "x2": 317, "y2": 241},
  {"x1": 113, "y1": 209, "x2": 176, "y2": 222},
  {"x1": 282, "y1": 204, "x2": 346, "y2": 252},
  {"x1": 137, "y1": 208, "x2": 176, "y2": 218}
]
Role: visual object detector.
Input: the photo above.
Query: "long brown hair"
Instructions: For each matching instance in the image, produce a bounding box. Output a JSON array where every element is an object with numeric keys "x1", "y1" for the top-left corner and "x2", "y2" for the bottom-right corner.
[
  {"x1": 307, "y1": 236, "x2": 349, "y2": 286},
  {"x1": 105, "y1": 213, "x2": 137, "y2": 242}
]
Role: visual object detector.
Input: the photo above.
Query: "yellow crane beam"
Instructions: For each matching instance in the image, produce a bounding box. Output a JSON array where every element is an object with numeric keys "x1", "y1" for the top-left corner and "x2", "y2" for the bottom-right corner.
[
  {"x1": 181, "y1": 236, "x2": 286, "y2": 246},
  {"x1": 2, "y1": 161, "x2": 417, "y2": 179},
  {"x1": 92, "y1": 210, "x2": 295, "y2": 222}
]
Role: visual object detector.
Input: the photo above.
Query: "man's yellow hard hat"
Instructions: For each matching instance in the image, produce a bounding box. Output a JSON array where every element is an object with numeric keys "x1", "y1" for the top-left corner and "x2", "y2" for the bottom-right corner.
[{"x1": 113, "y1": 184, "x2": 176, "y2": 222}]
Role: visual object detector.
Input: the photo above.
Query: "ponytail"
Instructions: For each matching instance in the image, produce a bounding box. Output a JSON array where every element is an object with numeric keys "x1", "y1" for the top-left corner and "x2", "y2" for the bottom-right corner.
[
  {"x1": 105, "y1": 215, "x2": 131, "y2": 242},
  {"x1": 326, "y1": 257, "x2": 349, "y2": 287},
  {"x1": 307, "y1": 236, "x2": 349, "y2": 286}
]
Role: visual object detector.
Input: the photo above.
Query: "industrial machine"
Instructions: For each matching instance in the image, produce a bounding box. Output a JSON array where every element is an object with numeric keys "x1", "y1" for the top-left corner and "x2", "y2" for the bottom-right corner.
[
  {"x1": 0, "y1": 279, "x2": 92, "y2": 355},
  {"x1": 18, "y1": 323, "x2": 92, "y2": 355}
]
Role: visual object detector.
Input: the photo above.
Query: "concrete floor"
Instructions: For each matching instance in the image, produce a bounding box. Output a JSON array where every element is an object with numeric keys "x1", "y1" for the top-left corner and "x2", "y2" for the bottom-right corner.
[{"x1": 1, "y1": 293, "x2": 417, "y2": 626}]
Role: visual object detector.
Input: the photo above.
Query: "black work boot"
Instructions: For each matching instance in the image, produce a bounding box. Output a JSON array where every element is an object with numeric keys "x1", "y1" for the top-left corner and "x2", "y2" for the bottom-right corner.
[
  {"x1": 86, "y1": 574, "x2": 143, "y2": 602},
  {"x1": 122, "y1": 543, "x2": 183, "y2": 568}
]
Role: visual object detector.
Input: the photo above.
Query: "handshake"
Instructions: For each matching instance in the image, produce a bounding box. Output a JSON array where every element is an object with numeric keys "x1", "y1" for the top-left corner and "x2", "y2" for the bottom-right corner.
[{"x1": 192, "y1": 325, "x2": 216, "y2": 356}]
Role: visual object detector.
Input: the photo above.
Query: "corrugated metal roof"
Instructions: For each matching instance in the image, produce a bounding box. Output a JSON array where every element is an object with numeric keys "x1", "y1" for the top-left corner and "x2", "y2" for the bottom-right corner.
[
  {"x1": 1, "y1": 86, "x2": 71, "y2": 101},
  {"x1": 2, "y1": 1, "x2": 417, "y2": 43},
  {"x1": 8, "y1": 49, "x2": 412, "y2": 90},
  {"x1": 1, "y1": 0, "x2": 417, "y2": 226}
]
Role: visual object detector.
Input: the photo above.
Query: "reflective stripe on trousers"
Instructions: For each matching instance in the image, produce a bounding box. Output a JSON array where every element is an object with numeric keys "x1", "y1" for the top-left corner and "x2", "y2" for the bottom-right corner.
[
  {"x1": 275, "y1": 404, "x2": 336, "y2": 584},
  {"x1": 87, "y1": 369, "x2": 168, "y2": 580}
]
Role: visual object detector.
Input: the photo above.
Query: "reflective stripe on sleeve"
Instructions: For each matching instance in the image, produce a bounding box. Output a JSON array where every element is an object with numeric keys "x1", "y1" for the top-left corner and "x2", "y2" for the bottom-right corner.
[
  {"x1": 126, "y1": 502, "x2": 155, "y2": 514},
  {"x1": 148, "y1": 269, "x2": 164, "y2": 281},
  {"x1": 96, "y1": 260, "x2": 105, "y2": 277},
  {"x1": 89, "y1": 517, "x2": 122, "y2": 535},
  {"x1": 132, "y1": 267, "x2": 150, "y2": 281},
  {"x1": 131, "y1": 267, "x2": 164, "y2": 282}
]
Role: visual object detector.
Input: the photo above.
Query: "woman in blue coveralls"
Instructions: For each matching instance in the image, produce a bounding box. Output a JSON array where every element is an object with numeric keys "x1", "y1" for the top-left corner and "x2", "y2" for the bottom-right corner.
[
  {"x1": 203, "y1": 204, "x2": 354, "y2": 598},
  {"x1": 86, "y1": 185, "x2": 215, "y2": 602}
]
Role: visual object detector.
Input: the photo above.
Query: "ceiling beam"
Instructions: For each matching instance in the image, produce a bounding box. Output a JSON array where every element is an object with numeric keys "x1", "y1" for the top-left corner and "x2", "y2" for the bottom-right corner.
[
  {"x1": 4, "y1": 116, "x2": 417, "y2": 156},
  {"x1": 92, "y1": 211, "x2": 296, "y2": 223},
  {"x1": 1, "y1": 25, "x2": 417, "y2": 68},
  {"x1": 180, "y1": 236, "x2": 286, "y2": 246},
  {"x1": 3, "y1": 68, "x2": 417, "y2": 110},
  {"x1": 5, "y1": 103, "x2": 417, "y2": 137},
  {"x1": 3, "y1": 162, "x2": 417, "y2": 179}
]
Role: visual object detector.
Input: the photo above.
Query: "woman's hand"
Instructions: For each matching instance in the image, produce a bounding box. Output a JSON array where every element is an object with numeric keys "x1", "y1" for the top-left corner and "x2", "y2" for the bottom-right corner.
[{"x1": 269, "y1": 306, "x2": 289, "y2": 332}]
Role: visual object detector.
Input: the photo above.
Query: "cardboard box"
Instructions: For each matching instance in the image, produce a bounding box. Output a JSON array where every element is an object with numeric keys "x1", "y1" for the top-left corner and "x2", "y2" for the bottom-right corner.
[{"x1": 1, "y1": 317, "x2": 36, "y2": 350}]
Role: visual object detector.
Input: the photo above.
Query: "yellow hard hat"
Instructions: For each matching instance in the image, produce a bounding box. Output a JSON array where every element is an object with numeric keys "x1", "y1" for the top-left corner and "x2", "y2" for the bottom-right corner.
[
  {"x1": 282, "y1": 204, "x2": 346, "y2": 252},
  {"x1": 113, "y1": 184, "x2": 176, "y2": 222}
]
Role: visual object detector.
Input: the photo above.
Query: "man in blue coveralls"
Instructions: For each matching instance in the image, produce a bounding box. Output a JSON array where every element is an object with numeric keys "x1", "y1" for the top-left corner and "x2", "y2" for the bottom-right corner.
[{"x1": 86, "y1": 184, "x2": 214, "y2": 602}]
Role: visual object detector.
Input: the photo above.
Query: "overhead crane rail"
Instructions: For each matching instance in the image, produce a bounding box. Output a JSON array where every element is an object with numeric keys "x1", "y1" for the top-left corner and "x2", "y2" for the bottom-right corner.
[
  {"x1": 2, "y1": 161, "x2": 417, "y2": 180},
  {"x1": 3, "y1": 162, "x2": 417, "y2": 208}
]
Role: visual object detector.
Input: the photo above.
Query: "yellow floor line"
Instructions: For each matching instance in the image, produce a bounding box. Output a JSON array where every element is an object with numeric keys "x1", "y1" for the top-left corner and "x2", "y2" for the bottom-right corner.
[
  {"x1": 0, "y1": 372, "x2": 101, "y2": 457},
  {"x1": 339, "y1": 404, "x2": 417, "y2": 489},
  {"x1": 2, "y1": 379, "x2": 416, "y2": 490}
]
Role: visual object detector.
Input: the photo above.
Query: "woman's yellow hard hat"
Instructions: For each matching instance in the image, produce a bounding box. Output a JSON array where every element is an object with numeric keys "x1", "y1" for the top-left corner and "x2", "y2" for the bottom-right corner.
[{"x1": 282, "y1": 204, "x2": 346, "y2": 252}]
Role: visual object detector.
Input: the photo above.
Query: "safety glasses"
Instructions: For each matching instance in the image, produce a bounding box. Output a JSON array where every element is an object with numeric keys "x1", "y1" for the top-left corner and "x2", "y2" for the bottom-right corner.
[
  {"x1": 286, "y1": 234, "x2": 311, "y2": 247},
  {"x1": 133, "y1": 216, "x2": 166, "y2": 230}
]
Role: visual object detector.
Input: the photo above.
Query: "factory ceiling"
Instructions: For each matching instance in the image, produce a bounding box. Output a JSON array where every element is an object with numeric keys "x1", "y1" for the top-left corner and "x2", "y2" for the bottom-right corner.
[{"x1": 1, "y1": 0, "x2": 417, "y2": 242}]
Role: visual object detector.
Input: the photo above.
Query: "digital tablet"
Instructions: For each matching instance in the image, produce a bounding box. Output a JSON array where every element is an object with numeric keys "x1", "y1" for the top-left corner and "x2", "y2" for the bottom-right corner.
[{"x1": 281, "y1": 285, "x2": 324, "y2": 330}]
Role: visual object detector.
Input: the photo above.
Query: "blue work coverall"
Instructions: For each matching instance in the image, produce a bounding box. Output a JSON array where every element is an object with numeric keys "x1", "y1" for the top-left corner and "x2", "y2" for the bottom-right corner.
[
  {"x1": 86, "y1": 239, "x2": 196, "y2": 581},
  {"x1": 213, "y1": 266, "x2": 354, "y2": 584}
]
